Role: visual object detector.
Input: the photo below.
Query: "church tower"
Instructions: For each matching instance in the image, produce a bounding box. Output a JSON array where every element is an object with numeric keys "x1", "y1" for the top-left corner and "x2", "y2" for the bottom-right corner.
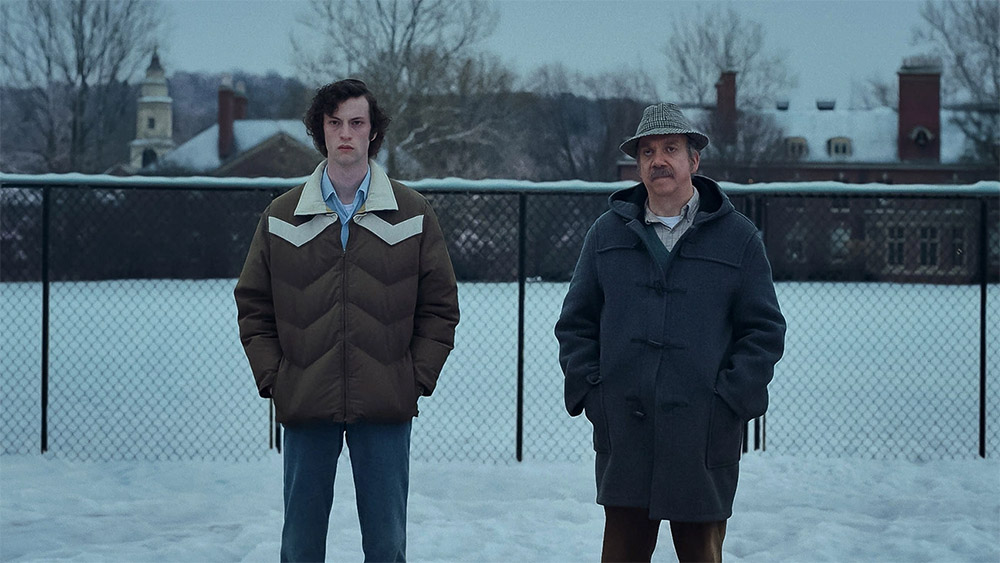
[{"x1": 129, "y1": 50, "x2": 175, "y2": 170}]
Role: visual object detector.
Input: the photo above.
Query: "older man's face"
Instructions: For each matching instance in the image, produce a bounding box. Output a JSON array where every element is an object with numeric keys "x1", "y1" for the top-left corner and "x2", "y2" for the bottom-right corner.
[{"x1": 637, "y1": 134, "x2": 699, "y2": 213}]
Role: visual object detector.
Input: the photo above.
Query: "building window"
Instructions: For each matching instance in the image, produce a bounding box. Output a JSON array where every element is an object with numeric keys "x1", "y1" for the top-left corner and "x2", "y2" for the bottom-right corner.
[
  {"x1": 826, "y1": 137, "x2": 852, "y2": 157},
  {"x1": 786, "y1": 223, "x2": 807, "y2": 264},
  {"x1": 919, "y1": 226, "x2": 939, "y2": 267},
  {"x1": 887, "y1": 226, "x2": 905, "y2": 266},
  {"x1": 830, "y1": 225, "x2": 851, "y2": 263},
  {"x1": 909, "y1": 126, "x2": 935, "y2": 147},
  {"x1": 786, "y1": 239, "x2": 805, "y2": 264},
  {"x1": 785, "y1": 137, "x2": 808, "y2": 159},
  {"x1": 831, "y1": 197, "x2": 849, "y2": 213},
  {"x1": 148, "y1": 117, "x2": 156, "y2": 129},
  {"x1": 141, "y1": 149, "x2": 157, "y2": 167},
  {"x1": 952, "y1": 227, "x2": 965, "y2": 267}
]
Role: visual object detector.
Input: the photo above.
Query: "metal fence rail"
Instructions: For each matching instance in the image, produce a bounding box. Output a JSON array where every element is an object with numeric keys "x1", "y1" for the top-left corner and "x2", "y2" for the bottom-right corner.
[{"x1": 2, "y1": 174, "x2": 997, "y2": 462}]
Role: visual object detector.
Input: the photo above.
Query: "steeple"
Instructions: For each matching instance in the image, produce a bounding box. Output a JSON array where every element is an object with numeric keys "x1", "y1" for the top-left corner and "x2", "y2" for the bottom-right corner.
[{"x1": 129, "y1": 48, "x2": 175, "y2": 170}]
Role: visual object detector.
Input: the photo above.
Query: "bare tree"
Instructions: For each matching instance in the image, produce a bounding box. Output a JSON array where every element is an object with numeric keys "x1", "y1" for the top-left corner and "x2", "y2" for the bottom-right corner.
[
  {"x1": 290, "y1": 0, "x2": 507, "y2": 177},
  {"x1": 394, "y1": 52, "x2": 518, "y2": 178},
  {"x1": 661, "y1": 4, "x2": 795, "y2": 108},
  {"x1": 522, "y1": 63, "x2": 589, "y2": 180},
  {"x1": 696, "y1": 110, "x2": 785, "y2": 182},
  {"x1": 523, "y1": 63, "x2": 656, "y2": 181},
  {"x1": 0, "y1": 0, "x2": 163, "y2": 172},
  {"x1": 915, "y1": 0, "x2": 999, "y2": 163},
  {"x1": 850, "y1": 75, "x2": 897, "y2": 111},
  {"x1": 582, "y1": 70, "x2": 658, "y2": 181}
]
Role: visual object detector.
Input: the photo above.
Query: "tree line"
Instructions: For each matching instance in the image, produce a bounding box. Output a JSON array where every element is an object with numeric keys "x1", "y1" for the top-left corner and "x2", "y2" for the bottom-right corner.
[{"x1": 1, "y1": 0, "x2": 996, "y2": 180}]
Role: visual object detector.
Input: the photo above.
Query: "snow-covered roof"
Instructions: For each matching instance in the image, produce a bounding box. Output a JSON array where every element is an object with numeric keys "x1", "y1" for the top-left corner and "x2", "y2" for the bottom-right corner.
[
  {"x1": 159, "y1": 120, "x2": 314, "y2": 173},
  {"x1": 768, "y1": 107, "x2": 971, "y2": 163},
  {"x1": 665, "y1": 106, "x2": 976, "y2": 164},
  {"x1": 769, "y1": 107, "x2": 898, "y2": 162}
]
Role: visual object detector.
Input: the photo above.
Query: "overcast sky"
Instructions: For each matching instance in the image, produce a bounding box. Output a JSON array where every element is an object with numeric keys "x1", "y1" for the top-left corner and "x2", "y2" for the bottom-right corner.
[{"x1": 159, "y1": 0, "x2": 928, "y2": 109}]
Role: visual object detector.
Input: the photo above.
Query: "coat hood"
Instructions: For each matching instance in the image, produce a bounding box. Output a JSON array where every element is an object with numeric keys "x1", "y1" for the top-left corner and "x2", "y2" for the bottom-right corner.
[{"x1": 609, "y1": 174, "x2": 734, "y2": 225}]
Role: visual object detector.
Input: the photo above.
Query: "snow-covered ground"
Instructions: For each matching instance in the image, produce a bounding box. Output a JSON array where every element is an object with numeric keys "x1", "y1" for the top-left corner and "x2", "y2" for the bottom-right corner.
[
  {"x1": 1, "y1": 452, "x2": 997, "y2": 562},
  {"x1": 2, "y1": 279, "x2": 998, "y2": 561}
]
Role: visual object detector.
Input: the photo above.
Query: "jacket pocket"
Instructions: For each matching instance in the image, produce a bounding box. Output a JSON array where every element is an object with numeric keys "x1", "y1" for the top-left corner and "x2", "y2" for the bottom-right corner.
[
  {"x1": 678, "y1": 233, "x2": 749, "y2": 267},
  {"x1": 584, "y1": 385, "x2": 611, "y2": 453},
  {"x1": 706, "y1": 394, "x2": 743, "y2": 468},
  {"x1": 407, "y1": 352, "x2": 421, "y2": 416},
  {"x1": 270, "y1": 356, "x2": 290, "y2": 411}
]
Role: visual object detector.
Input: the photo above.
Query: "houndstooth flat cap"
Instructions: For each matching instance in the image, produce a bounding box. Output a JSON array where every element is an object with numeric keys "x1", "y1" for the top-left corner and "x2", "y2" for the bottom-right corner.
[{"x1": 619, "y1": 102, "x2": 710, "y2": 157}]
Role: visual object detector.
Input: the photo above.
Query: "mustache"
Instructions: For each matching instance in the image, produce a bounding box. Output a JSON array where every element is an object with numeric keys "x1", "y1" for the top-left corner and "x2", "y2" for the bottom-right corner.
[{"x1": 649, "y1": 167, "x2": 674, "y2": 179}]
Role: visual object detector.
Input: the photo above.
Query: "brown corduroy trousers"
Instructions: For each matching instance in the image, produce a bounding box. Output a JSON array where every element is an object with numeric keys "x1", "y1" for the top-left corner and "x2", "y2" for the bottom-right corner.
[{"x1": 600, "y1": 506, "x2": 727, "y2": 563}]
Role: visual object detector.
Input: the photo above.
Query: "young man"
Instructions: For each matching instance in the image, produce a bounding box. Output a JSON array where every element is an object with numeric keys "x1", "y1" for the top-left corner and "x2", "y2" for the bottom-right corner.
[
  {"x1": 235, "y1": 79, "x2": 460, "y2": 562},
  {"x1": 555, "y1": 103, "x2": 785, "y2": 562}
]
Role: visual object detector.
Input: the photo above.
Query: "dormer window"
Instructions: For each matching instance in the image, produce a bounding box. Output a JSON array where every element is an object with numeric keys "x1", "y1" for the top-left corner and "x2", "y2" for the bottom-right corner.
[
  {"x1": 909, "y1": 126, "x2": 935, "y2": 147},
  {"x1": 827, "y1": 137, "x2": 852, "y2": 157},
  {"x1": 785, "y1": 137, "x2": 808, "y2": 159}
]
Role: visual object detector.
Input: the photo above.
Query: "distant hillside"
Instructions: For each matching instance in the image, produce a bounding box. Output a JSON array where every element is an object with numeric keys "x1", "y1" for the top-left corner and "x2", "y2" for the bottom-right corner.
[{"x1": 0, "y1": 72, "x2": 311, "y2": 174}]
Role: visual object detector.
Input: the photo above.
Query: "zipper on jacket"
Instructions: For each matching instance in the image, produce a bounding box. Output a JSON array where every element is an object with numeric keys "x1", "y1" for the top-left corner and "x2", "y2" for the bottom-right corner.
[
  {"x1": 341, "y1": 244, "x2": 349, "y2": 418},
  {"x1": 341, "y1": 214, "x2": 363, "y2": 418}
]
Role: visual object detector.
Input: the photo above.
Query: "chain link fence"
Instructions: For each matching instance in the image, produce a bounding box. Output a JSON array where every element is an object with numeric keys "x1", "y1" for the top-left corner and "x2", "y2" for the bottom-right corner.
[{"x1": 2, "y1": 176, "x2": 997, "y2": 463}]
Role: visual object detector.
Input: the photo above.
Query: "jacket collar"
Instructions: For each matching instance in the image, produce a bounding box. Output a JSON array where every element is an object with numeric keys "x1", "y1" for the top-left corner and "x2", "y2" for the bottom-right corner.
[
  {"x1": 610, "y1": 174, "x2": 732, "y2": 225},
  {"x1": 294, "y1": 159, "x2": 398, "y2": 216}
]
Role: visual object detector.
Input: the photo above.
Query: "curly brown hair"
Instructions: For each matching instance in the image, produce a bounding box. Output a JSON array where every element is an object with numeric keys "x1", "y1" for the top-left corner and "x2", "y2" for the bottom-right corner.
[{"x1": 303, "y1": 79, "x2": 391, "y2": 158}]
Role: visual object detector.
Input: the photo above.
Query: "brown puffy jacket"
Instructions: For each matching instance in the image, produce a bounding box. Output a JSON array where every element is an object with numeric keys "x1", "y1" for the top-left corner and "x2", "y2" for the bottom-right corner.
[{"x1": 235, "y1": 160, "x2": 460, "y2": 424}]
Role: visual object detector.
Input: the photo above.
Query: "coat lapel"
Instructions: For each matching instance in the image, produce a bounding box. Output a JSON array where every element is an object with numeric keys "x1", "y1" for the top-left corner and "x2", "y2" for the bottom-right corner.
[
  {"x1": 628, "y1": 218, "x2": 673, "y2": 276},
  {"x1": 293, "y1": 159, "x2": 399, "y2": 217}
]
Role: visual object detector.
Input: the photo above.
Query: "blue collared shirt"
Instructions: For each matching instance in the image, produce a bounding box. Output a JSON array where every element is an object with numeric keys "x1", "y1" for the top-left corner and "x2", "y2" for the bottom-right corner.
[{"x1": 321, "y1": 164, "x2": 371, "y2": 249}]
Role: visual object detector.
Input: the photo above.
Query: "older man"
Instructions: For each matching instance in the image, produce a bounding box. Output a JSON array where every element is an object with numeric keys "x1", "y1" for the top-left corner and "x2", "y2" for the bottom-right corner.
[{"x1": 555, "y1": 103, "x2": 785, "y2": 562}]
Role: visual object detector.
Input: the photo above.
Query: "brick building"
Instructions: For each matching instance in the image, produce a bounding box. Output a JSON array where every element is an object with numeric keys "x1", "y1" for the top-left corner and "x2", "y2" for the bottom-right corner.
[
  {"x1": 152, "y1": 77, "x2": 321, "y2": 178},
  {"x1": 619, "y1": 58, "x2": 998, "y2": 184}
]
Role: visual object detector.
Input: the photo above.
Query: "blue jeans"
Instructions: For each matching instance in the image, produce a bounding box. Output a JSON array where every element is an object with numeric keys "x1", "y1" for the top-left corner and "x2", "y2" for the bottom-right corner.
[{"x1": 280, "y1": 420, "x2": 411, "y2": 563}]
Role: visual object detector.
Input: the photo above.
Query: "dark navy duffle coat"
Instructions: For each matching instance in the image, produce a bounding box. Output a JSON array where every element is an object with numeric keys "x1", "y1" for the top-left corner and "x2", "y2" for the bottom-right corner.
[{"x1": 555, "y1": 175, "x2": 786, "y2": 522}]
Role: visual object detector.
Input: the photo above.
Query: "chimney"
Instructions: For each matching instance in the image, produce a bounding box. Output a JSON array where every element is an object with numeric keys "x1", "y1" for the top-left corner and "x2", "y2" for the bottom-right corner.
[
  {"x1": 234, "y1": 80, "x2": 248, "y2": 120},
  {"x1": 898, "y1": 56, "x2": 941, "y2": 162},
  {"x1": 714, "y1": 70, "x2": 737, "y2": 145},
  {"x1": 218, "y1": 75, "x2": 235, "y2": 160}
]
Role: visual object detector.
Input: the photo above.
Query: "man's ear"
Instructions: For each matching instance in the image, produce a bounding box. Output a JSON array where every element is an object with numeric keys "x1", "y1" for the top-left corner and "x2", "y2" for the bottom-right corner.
[{"x1": 370, "y1": 132, "x2": 378, "y2": 141}]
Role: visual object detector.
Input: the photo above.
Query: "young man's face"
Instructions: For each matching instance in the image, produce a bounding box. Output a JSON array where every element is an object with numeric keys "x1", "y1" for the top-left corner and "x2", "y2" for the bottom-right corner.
[
  {"x1": 323, "y1": 96, "x2": 373, "y2": 170},
  {"x1": 637, "y1": 134, "x2": 699, "y2": 208}
]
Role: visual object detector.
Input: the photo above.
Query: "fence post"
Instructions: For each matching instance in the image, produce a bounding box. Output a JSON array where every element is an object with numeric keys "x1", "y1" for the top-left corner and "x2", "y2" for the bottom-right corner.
[
  {"x1": 757, "y1": 194, "x2": 769, "y2": 454},
  {"x1": 40, "y1": 185, "x2": 50, "y2": 454},
  {"x1": 761, "y1": 414, "x2": 767, "y2": 450},
  {"x1": 980, "y1": 199, "x2": 988, "y2": 459},
  {"x1": 516, "y1": 193, "x2": 526, "y2": 462}
]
